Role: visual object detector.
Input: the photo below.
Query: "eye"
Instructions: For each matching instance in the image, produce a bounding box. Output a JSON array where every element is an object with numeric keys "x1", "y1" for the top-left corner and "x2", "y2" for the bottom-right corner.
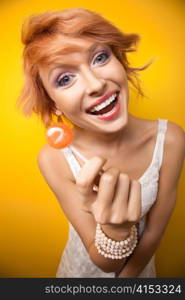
[
  {"x1": 93, "y1": 51, "x2": 110, "y2": 65},
  {"x1": 56, "y1": 74, "x2": 75, "y2": 87}
]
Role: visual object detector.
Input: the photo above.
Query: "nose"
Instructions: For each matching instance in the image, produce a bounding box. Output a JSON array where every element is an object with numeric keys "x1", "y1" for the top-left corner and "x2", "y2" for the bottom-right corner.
[{"x1": 84, "y1": 68, "x2": 106, "y2": 96}]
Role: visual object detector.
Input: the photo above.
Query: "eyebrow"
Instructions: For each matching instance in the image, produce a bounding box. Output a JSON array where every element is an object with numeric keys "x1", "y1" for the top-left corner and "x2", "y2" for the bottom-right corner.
[
  {"x1": 47, "y1": 42, "x2": 104, "y2": 80},
  {"x1": 57, "y1": 42, "x2": 101, "y2": 55}
]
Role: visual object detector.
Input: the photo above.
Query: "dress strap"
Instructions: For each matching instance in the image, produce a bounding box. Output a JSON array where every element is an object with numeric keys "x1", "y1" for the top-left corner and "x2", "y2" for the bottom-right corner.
[
  {"x1": 61, "y1": 147, "x2": 81, "y2": 180},
  {"x1": 69, "y1": 145, "x2": 87, "y2": 163},
  {"x1": 152, "y1": 119, "x2": 168, "y2": 169}
]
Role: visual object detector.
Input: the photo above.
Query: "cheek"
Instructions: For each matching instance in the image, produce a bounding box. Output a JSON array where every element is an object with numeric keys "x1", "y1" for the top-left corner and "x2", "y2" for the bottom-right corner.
[
  {"x1": 114, "y1": 62, "x2": 127, "y2": 83},
  {"x1": 52, "y1": 88, "x2": 82, "y2": 113},
  {"x1": 56, "y1": 77, "x2": 85, "y2": 105},
  {"x1": 104, "y1": 59, "x2": 128, "y2": 85}
]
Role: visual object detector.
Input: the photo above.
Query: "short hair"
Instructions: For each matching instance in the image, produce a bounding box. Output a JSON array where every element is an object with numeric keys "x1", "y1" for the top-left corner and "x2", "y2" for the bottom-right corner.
[{"x1": 17, "y1": 8, "x2": 149, "y2": 127}]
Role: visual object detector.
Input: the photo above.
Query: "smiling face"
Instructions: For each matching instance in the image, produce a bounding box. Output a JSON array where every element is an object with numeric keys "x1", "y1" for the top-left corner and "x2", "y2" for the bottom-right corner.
[{"x1": 38, "y1": 35, "x2": 129, "y2": 134}]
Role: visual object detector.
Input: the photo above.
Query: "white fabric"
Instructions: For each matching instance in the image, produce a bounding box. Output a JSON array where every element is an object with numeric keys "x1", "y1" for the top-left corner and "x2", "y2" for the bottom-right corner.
[{"x1": 56, "y1": 119, "x2": 168, "y2": 278}]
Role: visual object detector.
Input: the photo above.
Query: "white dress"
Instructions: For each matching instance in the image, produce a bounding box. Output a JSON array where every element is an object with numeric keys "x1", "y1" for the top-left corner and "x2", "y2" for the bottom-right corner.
[{"x1": 56, "y1": 119, "x2": 168, "y2": 278}]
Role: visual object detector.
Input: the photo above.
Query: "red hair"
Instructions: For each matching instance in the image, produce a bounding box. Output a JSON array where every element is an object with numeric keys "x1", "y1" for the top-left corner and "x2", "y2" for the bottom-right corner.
[{"x1": 17, "y1": 8, "x2": 149, "y2": 127}]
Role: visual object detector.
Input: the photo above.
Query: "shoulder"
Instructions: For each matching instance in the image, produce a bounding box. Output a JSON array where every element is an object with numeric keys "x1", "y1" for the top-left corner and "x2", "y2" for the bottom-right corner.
[
  {"x1": 37, "y1": 144, "x2": 75, "y2": 182},
  {"x1": 161, "y1": 120, "x2": 185, "y2": 187},
  {"x1": 165, "y1": 120, "x2": 185, "y2": 160},
  {"x1": 37, "y1": 144, "x2": 55, "y2": 162},
  {"x1": 165, "y1": 120, "x2": 185, "y2": 148}
]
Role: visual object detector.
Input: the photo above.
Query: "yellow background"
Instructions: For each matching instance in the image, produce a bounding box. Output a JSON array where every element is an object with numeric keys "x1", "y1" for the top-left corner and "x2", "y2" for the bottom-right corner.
[{"x1": 0, "y1": 0, "x2": 185, "y2": 277}]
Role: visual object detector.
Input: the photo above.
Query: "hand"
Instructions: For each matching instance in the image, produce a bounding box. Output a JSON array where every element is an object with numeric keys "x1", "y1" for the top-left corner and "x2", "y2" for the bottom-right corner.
[{"x1": 76, "y1": 156, "x2": 141, "y2": 237}]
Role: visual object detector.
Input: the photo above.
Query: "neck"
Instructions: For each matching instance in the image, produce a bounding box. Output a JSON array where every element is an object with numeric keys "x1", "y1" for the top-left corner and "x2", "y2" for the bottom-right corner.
[{"x1": 72, "y1": 114, "x2": 137, "y2": 156}]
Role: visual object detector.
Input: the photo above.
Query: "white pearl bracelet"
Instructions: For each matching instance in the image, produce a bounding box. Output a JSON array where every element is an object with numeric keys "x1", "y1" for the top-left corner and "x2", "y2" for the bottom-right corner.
[{"x1": 95, "y1": 223, "x2": 138, "y2": 259}]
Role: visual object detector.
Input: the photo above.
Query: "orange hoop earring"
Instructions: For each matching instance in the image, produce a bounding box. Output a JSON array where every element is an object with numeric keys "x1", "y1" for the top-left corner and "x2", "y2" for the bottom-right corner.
[{"x1": 46, "y1": 122, "x2": 73, "y2": 149}]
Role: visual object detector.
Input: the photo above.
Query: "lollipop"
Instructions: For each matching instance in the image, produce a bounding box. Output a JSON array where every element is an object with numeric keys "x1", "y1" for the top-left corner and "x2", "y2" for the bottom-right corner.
[{"x1": 46, "y1": 122, "x2": 73, "y2": 149}]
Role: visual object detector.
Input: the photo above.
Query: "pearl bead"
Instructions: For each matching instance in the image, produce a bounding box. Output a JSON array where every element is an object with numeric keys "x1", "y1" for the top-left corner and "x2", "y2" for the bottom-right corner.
[{"x1": 95, "y1": 223, "x2": 138, "y2": 260}]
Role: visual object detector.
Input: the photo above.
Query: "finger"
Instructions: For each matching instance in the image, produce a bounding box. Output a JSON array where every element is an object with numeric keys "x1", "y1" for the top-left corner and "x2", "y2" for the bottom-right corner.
[
  {"x1": 110, "y1": 173, "x2": 130, "y2": 223},
  {"x1": 92, "y1": 168, "x2": 120, "y2": 223},
  {"x1": 76, "y1": 156, "x2": 106, "y2": 195},
  {"x1": 127, "y1": 180, "x2": 141, "y2": 222}
]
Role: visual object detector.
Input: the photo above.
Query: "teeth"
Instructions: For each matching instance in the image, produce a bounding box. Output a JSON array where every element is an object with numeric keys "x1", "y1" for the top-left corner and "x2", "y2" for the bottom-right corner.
[{"x1": 89, "y1": 93, "x2": 117, "y2": 113}]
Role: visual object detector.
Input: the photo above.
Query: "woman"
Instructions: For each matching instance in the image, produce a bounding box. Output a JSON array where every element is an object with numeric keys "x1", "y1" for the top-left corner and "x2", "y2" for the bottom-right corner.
[{"x1": 18, "y1": 8, "x2": 185, "y2": 277}]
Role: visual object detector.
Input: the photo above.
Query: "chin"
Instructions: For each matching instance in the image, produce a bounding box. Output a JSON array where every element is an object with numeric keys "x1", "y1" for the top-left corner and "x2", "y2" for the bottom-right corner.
[{"x1": 97, "y1": 113, "x2": 128, "y2": 134}]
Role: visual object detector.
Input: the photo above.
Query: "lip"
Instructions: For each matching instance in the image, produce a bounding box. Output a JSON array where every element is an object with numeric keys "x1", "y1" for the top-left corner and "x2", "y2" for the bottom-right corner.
[
  {"x1": 85, "y1": 90, "x2": 118, "y2": 112},
  {"x1": 89, "y1": 93, "x2": 121, "y2": 121}
]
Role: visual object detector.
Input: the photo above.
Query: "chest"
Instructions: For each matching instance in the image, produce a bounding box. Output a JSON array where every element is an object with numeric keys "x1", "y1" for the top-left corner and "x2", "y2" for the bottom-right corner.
[
  {"x1": 75, "y1": 132, "x2": 157, "y2": 181},
  {"x1": 105, "y1": 135, "x2": 158, "y2": 181}
]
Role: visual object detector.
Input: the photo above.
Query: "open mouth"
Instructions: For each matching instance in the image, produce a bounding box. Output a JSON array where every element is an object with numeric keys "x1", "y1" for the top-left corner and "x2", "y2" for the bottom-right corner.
[{"x1": 86, "y1": 93, "x2": 119, "y2": 116}]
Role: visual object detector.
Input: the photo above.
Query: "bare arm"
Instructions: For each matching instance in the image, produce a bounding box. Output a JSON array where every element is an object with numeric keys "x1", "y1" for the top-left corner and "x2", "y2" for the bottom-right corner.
[
  {"x1": 117, "y1": 122, "x2": 185, "y2": 277},
  {"x1": 37, "y1": 148, "x2": 138, "y2": 273}
]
